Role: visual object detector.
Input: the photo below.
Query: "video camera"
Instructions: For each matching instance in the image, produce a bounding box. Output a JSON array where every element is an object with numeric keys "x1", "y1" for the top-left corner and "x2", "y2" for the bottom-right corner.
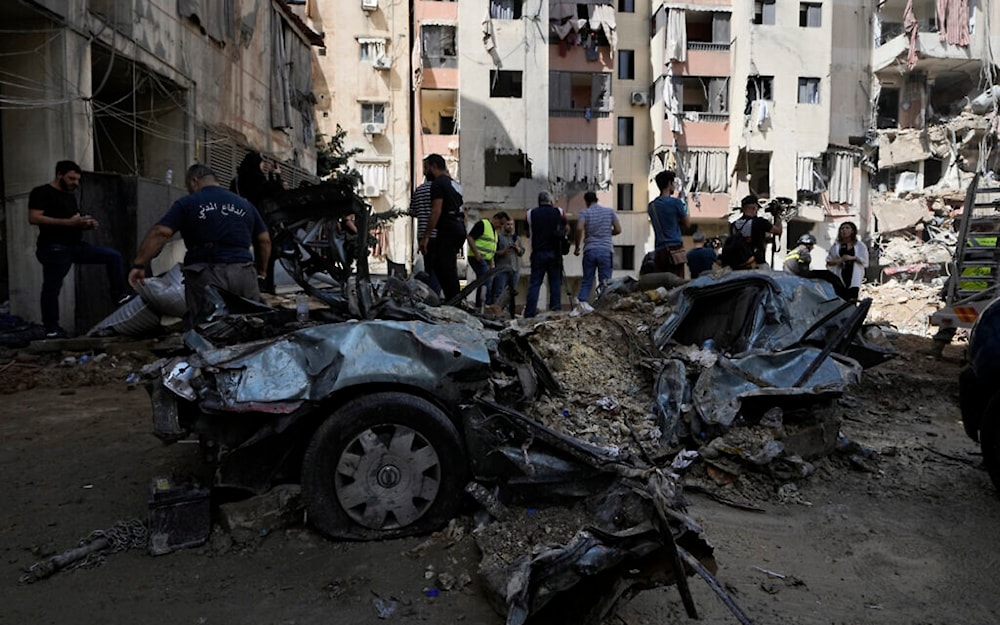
[{"x1": 763, "y1": 196, "x2": 794, "y2": 219}]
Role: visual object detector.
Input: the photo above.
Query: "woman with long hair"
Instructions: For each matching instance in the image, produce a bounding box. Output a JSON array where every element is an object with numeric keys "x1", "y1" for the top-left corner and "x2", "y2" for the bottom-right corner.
[{"x1": 825, "y1": 221, "x2": 868, "y2": 300}]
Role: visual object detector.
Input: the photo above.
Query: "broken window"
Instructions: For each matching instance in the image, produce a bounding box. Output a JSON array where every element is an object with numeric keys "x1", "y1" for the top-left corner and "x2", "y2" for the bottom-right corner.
[
  {"x1": 490, "y1": 70, "x2": 523, "y2": 98},
  {"x1": 421, "y1": 25, "x2": 458, "y2": 69},
  {"x1": 744, "y1": 75, "x2": 773, "y2": 114},
  {"x1": 618, "y1": 116, "x2": 634, "y2": 146},
  {"x1": 618, "y1": 50, "x2": 635, "y2": 80},
  {"x1": 549, "y1": 71, "x2": 612, "y2": 115},
  {"x1": 680, "y1": 77, "x2": 729, "y2": 113},
  {"x1": 358, "y1": 38, "x2": 387, "y2": 64},
  {"x1": 735, "y1": 150, "x2": 772, "y2": 197},
  {"x1": 685, "y1": 10, "x2": 731, "y2": 46},
  {"x1": 614, "y1": 246, "x2": 636, "y2": 271},
  {"x1": 753, "y1": 0, "x2": 776, "y2": 25},
  {"x1": 617, "y1": 183, "x2": 634, "y2": 211},
  {"x1": 361, "y1": 102, "x2": 386, "y2": 125},
  {"x1": 484, "y1": 149, "x2": 532, "y2": 187},
  {"x1": 876, "y1": 87, "x2": 900, "y2": 129},
  {"x1": 419, "y1": 88, "x2": 458, "y2": 135},
  {"x1": 798, "y1": 77, "x2": 820, "y2": 104},
  {"x1": 489, "y1": 0, "x2": 521, "y2": 19},
  {"x1": 799, "y1": 3, "x2": 821, "y2": 27}
]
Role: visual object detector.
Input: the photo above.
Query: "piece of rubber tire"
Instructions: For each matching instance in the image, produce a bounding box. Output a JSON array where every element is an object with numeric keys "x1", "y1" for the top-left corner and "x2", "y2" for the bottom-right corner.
[
  {"x1": 301, "y1": 391, "x2": 467, "y2": 540},
  {"x1": 980, "y1": 391, "x2": 1000, "y2": 492}
]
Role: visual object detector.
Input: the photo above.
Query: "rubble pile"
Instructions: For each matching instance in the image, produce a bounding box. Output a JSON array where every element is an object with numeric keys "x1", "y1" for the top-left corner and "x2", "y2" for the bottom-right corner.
[
  {"x1": 520, "y1": 310, "x2": 664, "y2": 454},
  {"x1": 862, "y1": 280, "x2": 948, "y2": 337},
  {"x1": 877, "y1": 235, "x2": 955, "y2": 267}
]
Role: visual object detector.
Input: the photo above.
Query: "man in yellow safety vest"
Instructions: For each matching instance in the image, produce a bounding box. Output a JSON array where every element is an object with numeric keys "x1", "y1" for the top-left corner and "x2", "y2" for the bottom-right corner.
[{"x1": 466, "y1": 211, "x2": 511, "y2": 307}]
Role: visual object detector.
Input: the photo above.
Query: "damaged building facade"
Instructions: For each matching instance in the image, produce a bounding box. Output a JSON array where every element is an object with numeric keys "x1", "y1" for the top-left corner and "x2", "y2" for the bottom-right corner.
[
  {"x1": 0, "y1": 0, "x2": 323, "y2": 332},
  {"x1": 871, "y1": 0, "x2": 1000, "y2": 235},
  {"x1": 310, "y1": 0, "x2": 883, "y2": 307}
]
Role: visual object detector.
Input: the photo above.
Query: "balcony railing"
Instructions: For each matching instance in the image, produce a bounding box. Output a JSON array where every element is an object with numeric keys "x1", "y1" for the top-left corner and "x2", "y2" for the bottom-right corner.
[
  {"x1": 687, "y1": 41, "x2": 730, "y2": 52},
  {"x1": 550, "y1": 108, "x2": 612, "y2": 119},
  {"x1": 672, "y1": 111, "x2": 729, "y2": 123}
]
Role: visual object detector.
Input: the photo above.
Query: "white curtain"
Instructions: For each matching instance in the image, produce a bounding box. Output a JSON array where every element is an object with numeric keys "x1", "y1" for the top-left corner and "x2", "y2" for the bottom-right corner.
[
  {"x1": 827, "y1": 150, "x2": 855, "y2": 204},
  {"x1": 549, "y1": 144, "x2": 613, "y2": 189},
  {"x1": 359, "y1": 38, "x2": 387, "y2": 62},
  {"x1": 270, "y1": 8, "x2": 292, "y2": 129},
  {"x1": 675, "y1": 149, "x2": 728, "y2": 193},
  {"x1": 796, "y1": 154, "x2": 820, "y2": 192},
  {"x1": 589, "y1": 4, "x2": 618, "y2": 53},
  {"x1": 357, "y1": 162, "x2": 389, "y2": 192},
  {"x1": 664, "y1": 63, "x2": 683, "y2": 134},
  {"x1": 666, "y1": 9, "x2": 687, "y2": 62}
]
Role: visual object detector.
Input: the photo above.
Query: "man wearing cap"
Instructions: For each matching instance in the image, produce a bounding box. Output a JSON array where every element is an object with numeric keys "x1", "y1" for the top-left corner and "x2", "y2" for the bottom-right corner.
[
  {"x1": 685, "y1": 231, "x2": 717, "y2": 278},
  {"x1": 730, "y1": 194, "x2": 782, "y2": 268},
  {"x1": 129, "y1": 163, "x2": 271, "y2": 327},
  {"x1": 466, "y1": 211, "x2": 510, "y2": 307},
  {"x1": 524, "y1": 191, "x2": 566, "y2": 317}
]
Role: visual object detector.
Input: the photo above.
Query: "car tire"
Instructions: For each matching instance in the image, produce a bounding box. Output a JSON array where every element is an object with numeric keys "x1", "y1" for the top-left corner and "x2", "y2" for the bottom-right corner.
[
  {"x1": 301, "y1": 392, "x2": 468, "y2": 540},
  {"x1": 980, "y1": 391, "x2": 1000, "y2": 492}
]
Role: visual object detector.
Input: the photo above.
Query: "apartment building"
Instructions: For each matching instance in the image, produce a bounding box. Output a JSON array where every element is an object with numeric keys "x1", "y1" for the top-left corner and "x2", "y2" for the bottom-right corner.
[
  {"x1": 314, "y1": 0, "x2": 881, "y2": 300},
  {"x1": 1, "y1": 0, "x2": 322, "y2": 331}
]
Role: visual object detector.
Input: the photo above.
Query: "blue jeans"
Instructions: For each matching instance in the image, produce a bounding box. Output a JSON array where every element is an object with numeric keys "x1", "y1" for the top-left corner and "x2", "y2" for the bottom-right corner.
[
  {"x1": 524, "y1": 250, "x2": 563, "y2": 317},
  {"x1": 578, "y1": 248, "x2": 613, "y2": 303},
  {"x1": 36, "y1": 242, "x2": 126, "y2": 330}
]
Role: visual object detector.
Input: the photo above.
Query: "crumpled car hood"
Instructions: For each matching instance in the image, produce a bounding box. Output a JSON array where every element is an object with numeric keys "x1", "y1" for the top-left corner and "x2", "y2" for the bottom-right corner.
[{"x1": 182, "y1": 320, "x2": 494, "y2": 414}]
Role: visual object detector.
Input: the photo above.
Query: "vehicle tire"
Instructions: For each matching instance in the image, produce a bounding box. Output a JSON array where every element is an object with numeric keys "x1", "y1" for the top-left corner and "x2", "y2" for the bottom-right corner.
[
  {"x1": 980, "y1": 391, "x2": 1000, "y2": 492},
  {"x1": 301, "y1": 392, "x2": 468, "y2": 540}
]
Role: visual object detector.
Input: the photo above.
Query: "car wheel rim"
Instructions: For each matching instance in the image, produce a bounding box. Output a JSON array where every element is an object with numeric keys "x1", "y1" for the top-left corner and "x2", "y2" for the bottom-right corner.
[{"x1": 334, "y1": 423, "x2": 442, "y2": 529}]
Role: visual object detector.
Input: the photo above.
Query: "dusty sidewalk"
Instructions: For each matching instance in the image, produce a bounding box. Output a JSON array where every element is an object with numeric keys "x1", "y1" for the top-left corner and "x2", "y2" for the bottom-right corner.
[{"x1": 1, "y1": 333, "x2": 999, "y2": 624}]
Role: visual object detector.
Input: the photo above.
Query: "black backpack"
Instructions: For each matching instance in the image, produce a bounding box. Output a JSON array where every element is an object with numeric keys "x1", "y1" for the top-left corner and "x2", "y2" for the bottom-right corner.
[{"x1": 720, "y1": 218, "x2": 756, "y2": 268}]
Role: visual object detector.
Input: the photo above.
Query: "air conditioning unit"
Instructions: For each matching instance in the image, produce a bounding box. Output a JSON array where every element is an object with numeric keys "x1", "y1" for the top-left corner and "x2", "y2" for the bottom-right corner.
[
  {"x1": 362, "y1": 184, "x2": 381, "y2": 197},
  {"x1": 362, "y1": 122, "x2": 384, "y2": 135},
  {"x1": 630, "y1": 91, "x2": 648, "y2": 106},
  {"x1": 373, "y1": 57, "x2": 392, "y2": 70},
  {"x1": 361, "y1": 0, "x2": 377, "y2": 10}
]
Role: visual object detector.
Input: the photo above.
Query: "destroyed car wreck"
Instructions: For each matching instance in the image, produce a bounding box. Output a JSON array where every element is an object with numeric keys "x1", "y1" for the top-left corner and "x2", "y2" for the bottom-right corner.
[{"x1": 142, "y1": 262, "x2": 891, "y2": 623}]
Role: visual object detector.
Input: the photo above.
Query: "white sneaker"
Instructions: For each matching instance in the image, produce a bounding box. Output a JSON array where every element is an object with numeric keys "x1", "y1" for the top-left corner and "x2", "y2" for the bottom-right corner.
[{"x1": 577, "y1": 301, "x2": 595, "y2": 314}]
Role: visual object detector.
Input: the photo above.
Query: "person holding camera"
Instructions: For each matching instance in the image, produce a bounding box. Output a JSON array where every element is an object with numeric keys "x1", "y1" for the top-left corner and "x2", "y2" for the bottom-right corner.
[
  {"x1": 730, "y1": 194, "x2": 782, "y2": 268},
  {"x1": 647, "y1": 170, "x2": 690, "y2": 276}
]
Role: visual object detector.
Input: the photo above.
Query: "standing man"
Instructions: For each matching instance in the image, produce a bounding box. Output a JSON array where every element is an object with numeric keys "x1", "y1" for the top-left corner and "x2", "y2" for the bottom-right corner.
[
  {"x1": 466, "y1": 211, "x2": 510, "y2": 307},
  {"x1": 29, "y1": 160, "x2": 129, "y2": 338},
  {"x1": 726, "y1": 194, "x2": 782, "y2": 269},
  {"x1": 574, "y1": 191, "x2": 620, "y2": 310},
  {"x1": 419, "y1": 154, "x2": 466, "y2": 300},
  {"x1": 407, "y1": 171, "x2": 439, "y2": 294},
  {"x1": 128, "y1": 164, "x2": 271, "y2": 327},
  {"x1": 492, "y1": 218, "x2": 522, "y2": 306},
  {"x1": 524, "y1": 191, "x2": 566, "y2": 318},
  {"x1": 686, "y1": 232, "x2": 718, "y2": 278},
  {"x1": 647, "y1": 170, "x2": 690, "y2": 276}
]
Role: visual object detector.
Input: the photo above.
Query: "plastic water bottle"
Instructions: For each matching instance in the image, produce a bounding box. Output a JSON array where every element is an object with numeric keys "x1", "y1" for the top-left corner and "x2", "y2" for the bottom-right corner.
[
  {"x1": 295, "y1": 293, "x2": 309, "y2": 322},
  {"x1": 165, "y1": 167, "x2": 173, "y2": 186}
]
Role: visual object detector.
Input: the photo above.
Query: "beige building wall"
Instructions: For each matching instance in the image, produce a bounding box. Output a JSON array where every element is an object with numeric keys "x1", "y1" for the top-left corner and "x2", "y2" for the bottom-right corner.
[
  {"x1": 309, "y1": 0, "x2": 412, "y2": 271},
  {"x1": 2, "y1": 0, "x2": 322, "y2": 328}
]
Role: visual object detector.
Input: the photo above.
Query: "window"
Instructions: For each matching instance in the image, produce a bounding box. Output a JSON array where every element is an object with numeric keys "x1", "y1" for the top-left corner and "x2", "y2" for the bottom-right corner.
[
  {"x1": 422, "y1": 25, "x2": 458, "y2": 69},
  {"x1": 361, "y1": 102, "x2": 386, "y2": 124},
  {"x1": 798, "y1": 77, "x2": 820, "y2": 104},
  {"x1": 490, "y1": 70, "x2": 523, "y2": 98},
  {"x1": 617, "y1": 183, "x2": 634, "y2": 211},
  {"x1": 489, "y1": 0, "x2": 521, "y2": 19},
  {"x1": 753, "y1": 0, "x2": 776, "y2": 25},
  {"x1": 613, "y1": 246, "x2": 636, "y2": 271},
  {"x1": 744, "y1": 75, "x2": 773, "y2": 112},
  {"x1": 484, "y1": 149, "x2": 532, "y2": 187},
  {"x1": 617, "y1": 117, "x2": 634, "y2": 146},
  {"x1": 359, "y1": 39, "x2": 387, "y2": 63},
  {"x1": 680, "y1": 76, "x2": 729, "y2": 113},
  {"x1": 550, "y1": 71, "x2": 612, "y2": 113},
  {"x1": 618, "y1": 0, "x2": 634, "y2": 13},
  {"x1": 618, "y1": 50, "x2": 635, "y2": 80},
  {"x1": 799, "y1": 3, "x2": 821, "y2": 27}
]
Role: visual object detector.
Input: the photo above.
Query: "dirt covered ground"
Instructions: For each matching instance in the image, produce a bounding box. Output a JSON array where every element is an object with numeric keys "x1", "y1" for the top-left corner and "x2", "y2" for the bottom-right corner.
[{"x1": 2, "y1": 307, "x2": 1000, "y2": 625}]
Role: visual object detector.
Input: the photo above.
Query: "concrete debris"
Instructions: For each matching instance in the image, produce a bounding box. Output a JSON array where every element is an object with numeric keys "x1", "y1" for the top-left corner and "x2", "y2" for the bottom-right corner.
[
  {"x1": 861, "y1": 280, "x2": 948, "y2": 337},
  {"x1": 217, "y1": 485, "x2": 304, "y2": 545}
]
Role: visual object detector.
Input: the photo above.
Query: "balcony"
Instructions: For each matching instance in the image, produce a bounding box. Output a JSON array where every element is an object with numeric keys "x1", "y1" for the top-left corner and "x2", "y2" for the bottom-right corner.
[
  {"x1": 688, "y1": 42, "x2": 729, "y2": 52},
  {"x1": 873, "y1": 30, "x2": 977, "y2": 75}
]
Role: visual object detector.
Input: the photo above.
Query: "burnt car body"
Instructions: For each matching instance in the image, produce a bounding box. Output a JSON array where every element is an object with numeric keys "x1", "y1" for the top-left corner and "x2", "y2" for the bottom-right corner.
[{"x1": 959, "y1": 296, "x2": 1000, "y2": 490}]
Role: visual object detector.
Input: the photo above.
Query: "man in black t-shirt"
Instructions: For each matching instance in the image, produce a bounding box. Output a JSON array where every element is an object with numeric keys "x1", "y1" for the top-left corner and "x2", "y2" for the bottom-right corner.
[
  {"x1": 418, "y1": 154, "x2": 466, "y2": 300},
  {"x1": 523, "y1": 191, "x2": 566, "y2": 317},
  {"x1": 28, "y1": 160, "x2": 129, "y2": 338},
  {"x1": 729, "y1": 194, "x2": 782, "y2": 268},
  {"x1": 129, "y1": 164, "x2": 271, "y2": 327}
]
